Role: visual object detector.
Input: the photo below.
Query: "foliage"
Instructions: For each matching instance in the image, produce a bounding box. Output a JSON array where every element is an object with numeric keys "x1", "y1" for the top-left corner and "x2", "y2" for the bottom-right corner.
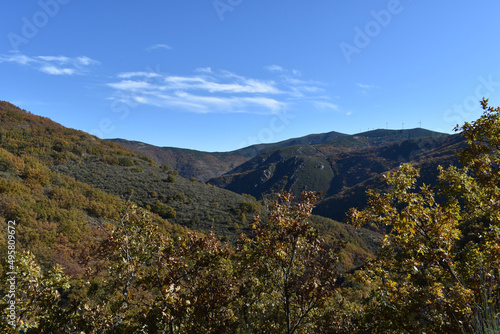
[
  {"x1": 167, "y1": 174, "x2": 176, "y2": 183},
  {"x1": 51, "y1": 156, "x2": 262, "y2": 240},
  {"x1": 348, "y1": 98, "x2": 500, "y2": 332},
  {"x1": 0, "y1": 100, "x2": 384, "y2": 333},
  {"x1": 0, "y1": 251, "x2": 76, "y2": 333},
  {"x1": 153, "y1": 200, "x2": 177, "y2": 219},
  {"x1": 0, "y1": 193, "x2": 351, "y2": 333},
  {"x1": 236, "y1": 191, "x2": 342, "y2": 333}
]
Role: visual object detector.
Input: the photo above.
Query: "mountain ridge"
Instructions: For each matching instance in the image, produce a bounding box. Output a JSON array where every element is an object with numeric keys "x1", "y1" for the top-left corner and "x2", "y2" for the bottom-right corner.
[{"x1": 109, "y1": 128, "x2": 448, "y2": 181}]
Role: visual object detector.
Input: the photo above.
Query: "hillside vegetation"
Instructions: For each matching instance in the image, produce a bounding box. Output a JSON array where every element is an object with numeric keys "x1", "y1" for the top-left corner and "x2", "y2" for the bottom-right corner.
[
  {"x1": 2, "y1": 99, "x2": 500, "y2": 332},
  {"x1": 0, "y1": 101, "x2": 187, "y2": 275},
  {"x1": 0, "y1": 100, "x2": 377, "y2": 318}
]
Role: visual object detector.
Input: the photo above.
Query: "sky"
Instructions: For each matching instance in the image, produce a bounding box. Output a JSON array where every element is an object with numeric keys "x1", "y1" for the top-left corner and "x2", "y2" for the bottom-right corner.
[{"x1": 2, "y1": 1, "x2": 500, "y2": 152}]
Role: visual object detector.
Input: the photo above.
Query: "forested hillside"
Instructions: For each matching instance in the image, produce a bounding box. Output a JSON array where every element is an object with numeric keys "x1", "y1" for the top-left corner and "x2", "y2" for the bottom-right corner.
[
  {"x1": 2, "y1": 99, "x2": 500, "y2": 333},
  {"x1": 0, "y1": 101, "x2": 379, "y2": 332}
]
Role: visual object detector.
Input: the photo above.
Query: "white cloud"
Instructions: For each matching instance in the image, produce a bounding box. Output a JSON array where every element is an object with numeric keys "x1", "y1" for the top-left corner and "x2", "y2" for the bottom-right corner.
[
  {"x1": 265, "y1": 64, "x2": 285, "y2": 72},
  {"x1": 76, "y1": 56, "x2": 99, "y2": 66},
  {"x1": 107, "y1": 67, "x2": 333, "y2": 115},
  {"x1": 108, "y1": 80, "x2": 153, "y2": 91},
  {"x1": 314, "y1": 101, "x2": 339, "y2": 111},
  {"x1": 357, "y1": 83, "x2": 377, "y2": 89},
  {"x1": 0, "y1": 53, "x2": 34, "y2": 65},
  {"x1": 195, "y1": 67, "x2": 213, "y2": 74},
  {"x1": 37, "y1": 55, "x2": 70, "y2": 63},
  {"x1": 118, "y1": 71, "x2": 162, "y2": 79},
  {"x1": 0, "y1": 52, "x2": 99, "y2": 75},
  {"x1": 147, "y1": 44, "x2": 172, "y2": 51},
  {"x1": 357, "y1": 83, "x2": 379, "y2": 95},
  {"x1": 40, "y1": 66, "x2": 75, "y2": 76}
]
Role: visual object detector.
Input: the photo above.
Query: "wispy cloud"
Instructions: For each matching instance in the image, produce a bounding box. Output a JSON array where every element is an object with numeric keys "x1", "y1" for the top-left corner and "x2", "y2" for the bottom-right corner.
[
  {"x1": 357, "y1": 83, "x2": 377, "y2": 90},
  {"x1": 265, "y1": 64, "x2": 285, "y2": 72},
  {"x1": 314, "y1": 101, "x2": 339, "y2": 112},
  {"x1": 40, "y1": 66, "x2": 76, "y2": 76},
  {"x1": 107, "y1": 66, "x2": 336, "y2": 114},
  {"x1": 146, "y1": 44, "x2": 172, "y2": 51},
  {"x1": 357, "y1": 83, "x2": 379, "y2": 95},
  {"x1": 117, "y1": 71, "x2": 162, "y2": 79},
  {"x1": 0, "y1": 52, "x2": 99, "y2": 75},
  {"x1": 195, "y1": 67, "x2": 213, "y2": 74}
]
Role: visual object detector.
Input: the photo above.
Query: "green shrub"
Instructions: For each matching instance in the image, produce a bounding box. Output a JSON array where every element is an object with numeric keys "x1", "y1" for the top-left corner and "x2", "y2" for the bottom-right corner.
[
  {"x1": 153, "y1": 200, "x2": 176, "y2": 219},
  {"x1": 175, "y1": 192, "x2": 187, "y2": 202},
  {"x1": 118, "y1": 157, "x2": 135, "y2": 166},
  {"x1": 240, "y1": 201, "x2": 259, "y2": 214}
]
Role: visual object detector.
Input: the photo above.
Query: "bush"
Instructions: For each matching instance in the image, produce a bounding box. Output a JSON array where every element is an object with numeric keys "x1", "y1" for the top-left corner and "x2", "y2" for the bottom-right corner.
[
  {"x1": 118, "y1": 157, "x2": 135, "y2": 167},
  {"x1": 240, "y1": 201, "x2": 259, "y2": 214},
  {"x1": 175, "y1": 192, "x2": 187, "y2": 202},
  {"x1": 153, "y1": 200, "x2": 176, "y2": 219}
]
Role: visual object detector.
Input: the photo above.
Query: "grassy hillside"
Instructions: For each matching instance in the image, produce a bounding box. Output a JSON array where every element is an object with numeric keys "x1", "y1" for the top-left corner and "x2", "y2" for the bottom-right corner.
[{"x1": 0, "y1": 101, "x2": 259, "y2": 240}]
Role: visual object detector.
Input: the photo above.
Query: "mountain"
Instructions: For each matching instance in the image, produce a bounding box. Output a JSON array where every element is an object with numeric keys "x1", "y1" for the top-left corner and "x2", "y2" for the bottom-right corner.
[
  {"x1": 110, "y1": 125, "x2": 457, "y2": 223},
  {"x1": 108, "y1": 139, "x2": 249, "y2": 182},
  {"x1": 107, "y1": 130, "x2": 347, "y2": 181},
  {"x1": 207, "y1": 129, "x2": 450, "y2": 194},
  {"x1": 0, "y1": 100, "x2": 380, "y2": 273},
  {"x1": 0, "y1": 101, "x2": 257, "y2": 267},
  {"x1": 313, "y1": 134, "x2": 465, "y2": 221},
  {"x1": 206, "y1": 129, "x2": 461, "y2": 221}
]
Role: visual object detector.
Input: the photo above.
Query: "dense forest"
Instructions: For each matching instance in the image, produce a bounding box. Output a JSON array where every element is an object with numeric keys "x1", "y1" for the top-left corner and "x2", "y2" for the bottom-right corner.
[{"x1": 1, "y1": 99, "x2": 500, "y2": 333}]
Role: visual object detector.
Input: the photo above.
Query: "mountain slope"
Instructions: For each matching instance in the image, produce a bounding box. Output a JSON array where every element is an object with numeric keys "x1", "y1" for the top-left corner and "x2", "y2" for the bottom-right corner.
[
  {"x1": 0, "y1": 101, "x2": 381, "y2": 272},
  {"x1": 0, "y1": 101, "x2": 178, "y2": 274},
  {"x1": 207, "y1": 129, "x2": 451, "y2": 198},
  {"x1": 109, "y1": 139, "x2": 249, "y2": 182},
  {"x1": 313, "y1": 134, "x2": 465, "y2": 221},
  {"x1": 108, "y1": 131, "x2": 348, "y2": 181}
]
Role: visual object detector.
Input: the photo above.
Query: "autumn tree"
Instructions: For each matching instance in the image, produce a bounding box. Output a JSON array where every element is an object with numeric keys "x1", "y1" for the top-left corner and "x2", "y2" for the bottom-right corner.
[
  {"x1": 236, "y1": 191, "x2": 342, "y2": 334},
  {"x1": 0, "y1": 251, "x2": 80, "y2": 333},
  {"x1": 349, "y1": 98, "x2": 500, "y2": 333},
  {"x1": 81, "y1": 204, "x2": 238, "y2": 333}
]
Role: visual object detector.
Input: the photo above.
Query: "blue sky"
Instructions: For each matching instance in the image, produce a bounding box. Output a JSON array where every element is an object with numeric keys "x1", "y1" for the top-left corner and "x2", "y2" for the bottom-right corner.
[{"x1": 2, "y1": 1, "x2": 500, "y2": 151}]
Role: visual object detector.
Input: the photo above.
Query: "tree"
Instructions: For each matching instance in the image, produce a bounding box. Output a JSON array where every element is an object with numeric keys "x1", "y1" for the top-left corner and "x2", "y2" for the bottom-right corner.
[
  {"x1": 80, "y1": 204, "x2": 238, "y2": 333},
  {"x1": 0, "y1": 251, "x2": 88, "y2": 333},
  {"x1": 348, "y1": 98, "x2": 500, "y2": 333},
  {"x1": 236, "y1": 191, "x2": 342, "y2": 334}
]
